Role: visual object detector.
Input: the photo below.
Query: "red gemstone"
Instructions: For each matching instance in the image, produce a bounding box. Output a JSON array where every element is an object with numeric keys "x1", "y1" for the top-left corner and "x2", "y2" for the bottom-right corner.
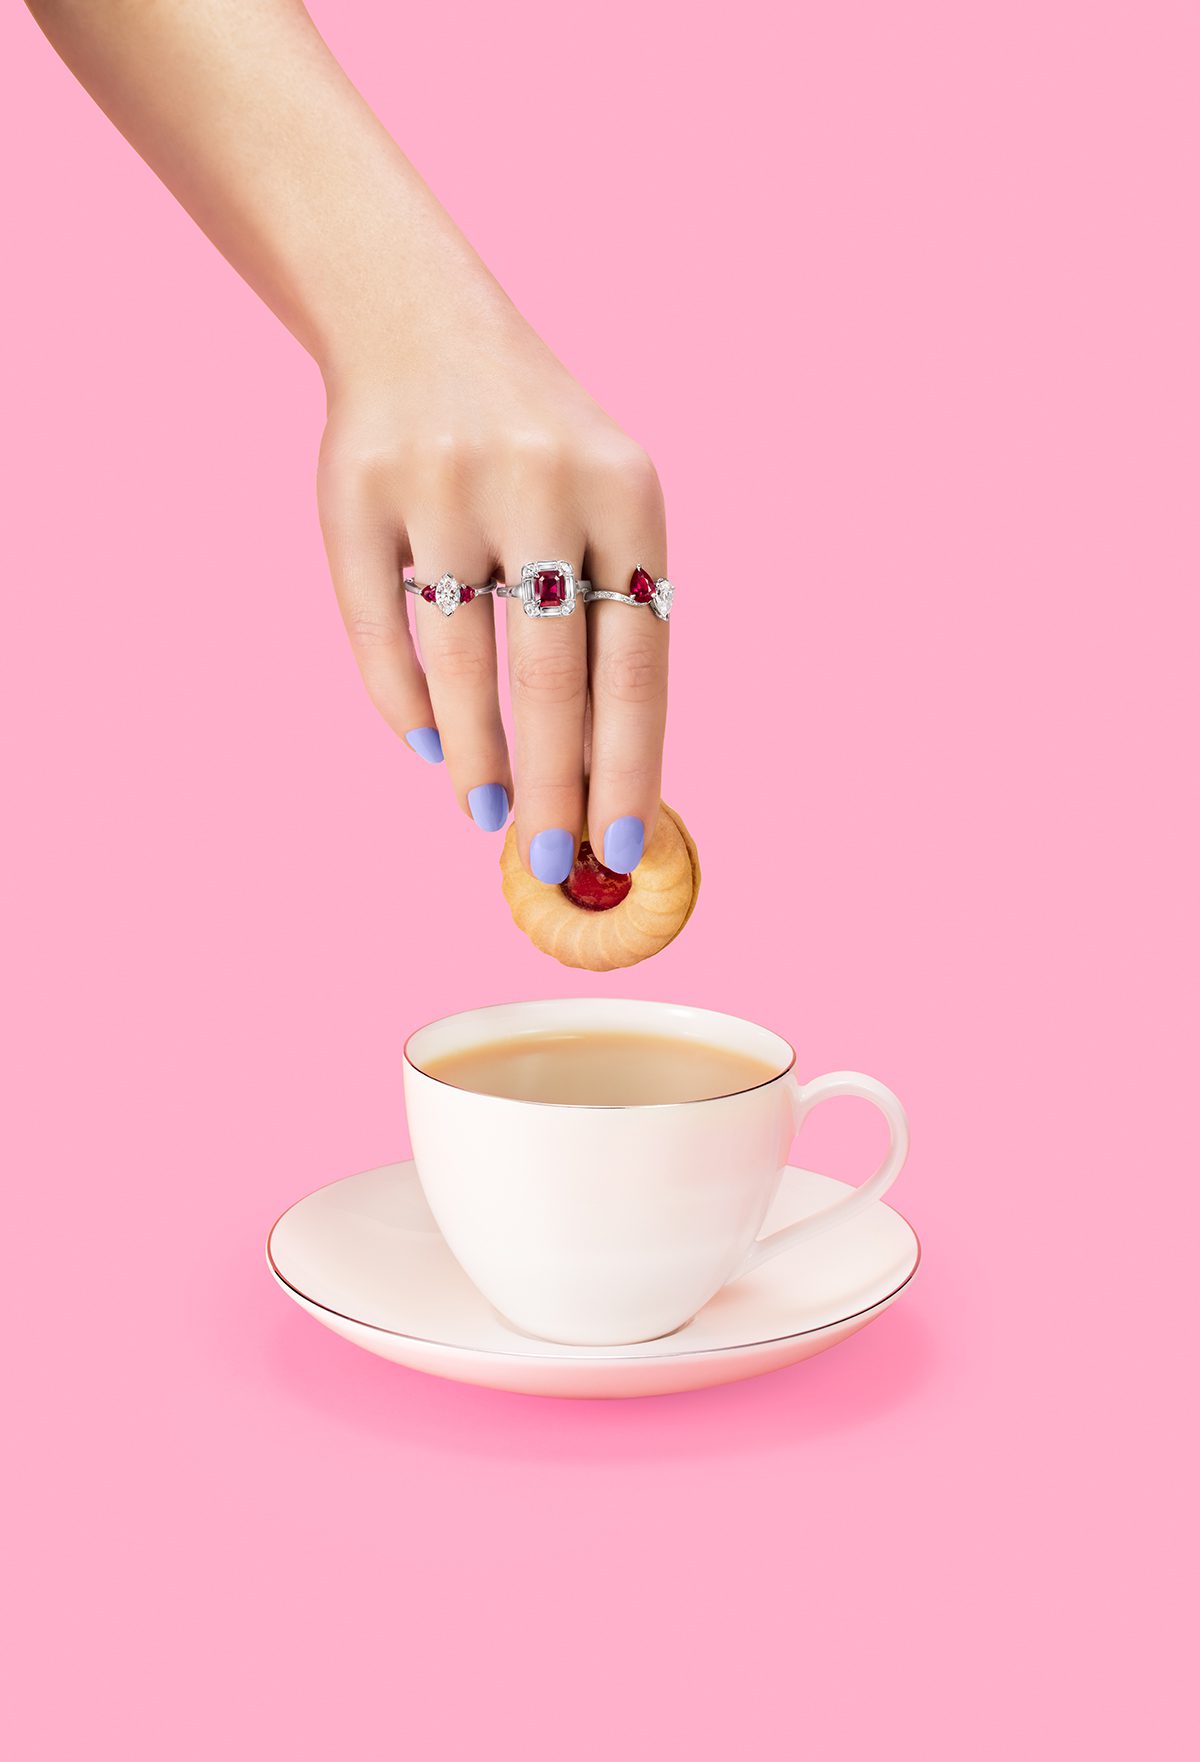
[
  {"x1": 561, "y1": 842, "x2": 634, "y2": 913},
  {"x1": 460, "y1": 585, "x2": 475, "y2": 603},
  {"x1": 420, "y1": 584, "x2": 436, "y2": 603},
  {"x1": 630, "y1": 567, "x2": 654, "y2": 603},
  {"x1": 534, "y1": 569, "x2": 566, "y2": 607}
]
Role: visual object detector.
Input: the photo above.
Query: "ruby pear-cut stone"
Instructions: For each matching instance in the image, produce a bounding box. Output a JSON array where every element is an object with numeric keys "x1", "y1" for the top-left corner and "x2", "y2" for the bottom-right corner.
[
  {"x1": 534, "y1": 569, "x2": 566, "y2": 606},
  {"x1": 460, "y1": 585, "x2": 475, "y2": 603},
  {"x1": 630, "y1": 568, "x2": 654, "y2": 603},
  {"x1": 420, "y1": 584, "x2": 436, "y2": 603}
]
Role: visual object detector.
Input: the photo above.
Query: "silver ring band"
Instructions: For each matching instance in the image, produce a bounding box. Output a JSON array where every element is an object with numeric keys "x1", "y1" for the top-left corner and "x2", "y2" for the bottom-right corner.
[
  {"x1": 494, "y1": 582, "x2": 593, "y2": 597},
  {"x1": 406, "y1": 573, "x2": 498, "y2": 616},
  {"x1": 409, "y1": 562, "x2": 674, "y2": 622},
  {"x1": 582, "y1": 570, "x2": 675, "y2": 622}
]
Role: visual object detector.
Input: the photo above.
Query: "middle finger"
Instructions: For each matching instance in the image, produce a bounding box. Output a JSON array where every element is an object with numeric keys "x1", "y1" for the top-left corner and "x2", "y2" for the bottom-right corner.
[{"x1": 504, "y1": 538, "x2": 589, "y2": 883}]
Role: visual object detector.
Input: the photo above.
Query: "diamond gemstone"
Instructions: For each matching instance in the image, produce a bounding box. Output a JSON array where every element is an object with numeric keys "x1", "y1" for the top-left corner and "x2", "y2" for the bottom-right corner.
[
  {"x1": 651, "y1": 579, "x2": 674, "y2": 620},
  {"x1": 435, "y1": 574, "x2": 462, "y2": 617}
]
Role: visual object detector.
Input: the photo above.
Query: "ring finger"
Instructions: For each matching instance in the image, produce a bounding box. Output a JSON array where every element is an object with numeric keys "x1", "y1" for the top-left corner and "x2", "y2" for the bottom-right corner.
[{"x1": 584, "y1": 542, "x2": 670, "y2": 876}]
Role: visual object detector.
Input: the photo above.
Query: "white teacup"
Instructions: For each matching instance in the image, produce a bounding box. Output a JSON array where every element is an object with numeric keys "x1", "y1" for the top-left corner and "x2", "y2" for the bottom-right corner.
[{"x1": 404, "y1": 998, "x2": 909, "y2": 1347}]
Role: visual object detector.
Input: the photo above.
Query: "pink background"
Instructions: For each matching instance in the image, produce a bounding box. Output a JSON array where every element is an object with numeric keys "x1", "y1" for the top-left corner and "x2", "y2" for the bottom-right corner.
[{"x1": 4, "y1": 2, "x2": 1194, "y2": 1755}]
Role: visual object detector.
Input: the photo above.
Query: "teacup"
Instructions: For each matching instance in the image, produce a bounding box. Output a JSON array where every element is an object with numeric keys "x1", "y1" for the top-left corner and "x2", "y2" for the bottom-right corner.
[{"x1": 403, "y1": 998, "x2": 909, "y2": 1347}]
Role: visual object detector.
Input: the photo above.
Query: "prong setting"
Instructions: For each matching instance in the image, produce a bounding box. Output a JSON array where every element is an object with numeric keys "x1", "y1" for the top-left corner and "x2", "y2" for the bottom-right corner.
[
  {"x1": 519, "y1": 559, "x2": 578, "y2": 618},
  {"x1": 580, "y1": 568, "x2": 676, "y2": 621},
  {"x1": 406, "y1": 575, "x2": 490, "y2": 614}
]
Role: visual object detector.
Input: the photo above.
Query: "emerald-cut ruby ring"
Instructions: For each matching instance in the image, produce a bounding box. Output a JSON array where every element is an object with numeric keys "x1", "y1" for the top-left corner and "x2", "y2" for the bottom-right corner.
[{"x1": 496, "y1": 561, "x2": 589, "y2": 618}]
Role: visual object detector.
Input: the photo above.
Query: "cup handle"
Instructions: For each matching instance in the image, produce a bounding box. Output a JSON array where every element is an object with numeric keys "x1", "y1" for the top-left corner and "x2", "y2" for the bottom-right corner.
[{"x1": 735, "y1": 1071, "x2": 910, "y2": 1279}]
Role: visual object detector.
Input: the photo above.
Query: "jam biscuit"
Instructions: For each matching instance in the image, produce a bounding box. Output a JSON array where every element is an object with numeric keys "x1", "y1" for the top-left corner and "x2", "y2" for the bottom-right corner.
[{"x1": 500, "y1": 803, "x2": 700, "y2": 972}]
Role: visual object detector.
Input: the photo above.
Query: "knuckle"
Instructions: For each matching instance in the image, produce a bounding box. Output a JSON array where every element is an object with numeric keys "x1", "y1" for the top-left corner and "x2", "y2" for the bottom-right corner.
[
  {"x1": 586, "y1": 438, "x2": 663, "y2": 509},
  {"x1": 319, "y1": 432, "x2": 402, "y2": 503},
  {"x1": 593, "y1": 757, "x2": 659, "y2": 799},
  {"x1": 595, "y1": 641, "x2": 667, "y2": 706},
  {"x1": 408, "y1": 431, "x2": 479, "y2": 483},
  {"x1": 345, "y1": 609, "x2": 407, "y2": 653},
  {"x1": 428, "y1": 641, "x2": 493, "y2": 690},
  {"x1": 503, "y1": 429, "x2": 572, "y2": 487},
  {"x1": 512, "y1": 645, "x2": 587, "y2": 705}
]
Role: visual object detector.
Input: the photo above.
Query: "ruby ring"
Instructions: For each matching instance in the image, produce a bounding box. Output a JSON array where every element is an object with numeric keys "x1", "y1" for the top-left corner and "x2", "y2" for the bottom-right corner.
[
  {"x1": 406, "y1": 574, "x2": 499, "y2": 617},
  {"x1": 583, "y1": 566, "x2": 675, "y2": 621},
  {"x1": 495, "y1": 560, "x2": 590, "y2": 618}
]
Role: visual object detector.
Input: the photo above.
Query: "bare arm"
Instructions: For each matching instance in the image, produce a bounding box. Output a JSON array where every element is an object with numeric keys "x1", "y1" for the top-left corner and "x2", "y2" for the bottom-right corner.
[
  {"x1": 28, "y1": 0, "x2": 507, "y2": 374},
  {"x1": 27, "y1": 0, "x2": 669, "y2": 880}
]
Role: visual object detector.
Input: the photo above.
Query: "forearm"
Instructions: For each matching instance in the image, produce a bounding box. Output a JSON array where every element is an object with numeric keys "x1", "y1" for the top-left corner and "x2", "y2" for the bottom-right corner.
[
  {"x1": 26, "y1": 0, "x2": 515, "y2": 383},
  {"x1": 27, "y1": 0, "x2": 668, "y2": 874}
]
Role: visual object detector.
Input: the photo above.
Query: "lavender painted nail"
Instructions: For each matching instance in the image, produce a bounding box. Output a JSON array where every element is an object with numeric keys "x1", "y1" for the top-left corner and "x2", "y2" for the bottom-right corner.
[
  {"x1": 603, "y1": 815, "x2": 645, "y2": 875},
  {"x1": 468, "y1": 783, "x2": 510, "y2": 832},
  {"x1": 530, "y1": 828, "x2": 575, "y2": 885},
  {"x1": 405, "y1": 726, "x2": 444, "y2": 765}
]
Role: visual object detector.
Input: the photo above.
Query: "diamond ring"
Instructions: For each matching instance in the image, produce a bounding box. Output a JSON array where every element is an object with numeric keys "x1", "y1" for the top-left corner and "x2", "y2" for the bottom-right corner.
[
  {"x1": 406, "y1": 574, "x2": 499, "y2": 617},
  {"x1": 583, "y1": 567, "x2": 675, "y2": 622},
  {"x1": 495, "y1": 560, "x2": 591, "y2": 618}
]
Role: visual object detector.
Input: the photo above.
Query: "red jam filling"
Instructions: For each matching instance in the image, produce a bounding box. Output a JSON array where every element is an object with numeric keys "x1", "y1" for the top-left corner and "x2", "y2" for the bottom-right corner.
[{"x1": 561, "y1": 841, "x2": 633, "y2": 912}]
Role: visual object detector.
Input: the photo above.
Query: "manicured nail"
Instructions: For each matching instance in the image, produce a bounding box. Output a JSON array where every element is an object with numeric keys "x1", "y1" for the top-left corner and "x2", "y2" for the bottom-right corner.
[
  {"x1": 405, "y1": 726, "x2": 443, "y2": 765},
  {"x1": 468, "y1": 783, "x2": 510, "y2": 832},
  {"x1": 603, "y1": 815, "x2": 645, "y2": 875},
  {"x1": 530, "y1": 828, "x2": 575, "y2": 885}
]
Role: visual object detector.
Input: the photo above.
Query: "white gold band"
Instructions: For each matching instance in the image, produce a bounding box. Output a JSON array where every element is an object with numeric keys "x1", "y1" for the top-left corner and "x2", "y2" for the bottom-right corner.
[
  {"x1": 406, "y1": 574, "x2": 498, "y2": 616},
  {"x1": 408, "y1": 564, "x2": 674, "y2": 622},
  {"x1": 583, "y1": 577, "x2": 675, "y2": 621}
]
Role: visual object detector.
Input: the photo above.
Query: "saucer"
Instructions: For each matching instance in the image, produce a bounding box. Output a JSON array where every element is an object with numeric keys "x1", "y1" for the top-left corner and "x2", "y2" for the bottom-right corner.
[{"x1": 267, "y1": 1163, "x2": 920, "y2": 1399}]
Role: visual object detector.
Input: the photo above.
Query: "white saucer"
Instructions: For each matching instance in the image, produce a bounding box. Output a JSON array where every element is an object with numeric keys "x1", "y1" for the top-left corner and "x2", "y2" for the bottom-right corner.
[{"x1": 267, "y1": 1162, "x2": 920, "y2": 1399}]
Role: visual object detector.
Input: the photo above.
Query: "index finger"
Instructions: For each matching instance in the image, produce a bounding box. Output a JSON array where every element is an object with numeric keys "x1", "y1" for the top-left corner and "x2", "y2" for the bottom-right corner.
[{"x1": 317, "y1": 468, "x2": 439, "y2": 760}]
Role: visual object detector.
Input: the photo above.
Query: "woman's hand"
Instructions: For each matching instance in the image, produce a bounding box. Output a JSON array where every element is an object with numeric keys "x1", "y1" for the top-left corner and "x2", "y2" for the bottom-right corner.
[
  {"x1": 319, "y1": 290, "x2": 669, "y2": 879},
  {"x1": 27, "y1": 0, "x2": 670, "y2": 877}
]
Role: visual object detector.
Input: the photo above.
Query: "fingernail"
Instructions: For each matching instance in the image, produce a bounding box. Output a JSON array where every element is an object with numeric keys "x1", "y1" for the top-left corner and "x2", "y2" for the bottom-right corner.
[
  {"x1": 405, "y1": 726, "x2": 444, "y2": 765},
  {"x1": 603, "y1": 815, "x2": 645, "y2": 875},
  {"x1": 468, "y1": 783, "x2": 510, "y2": 832},
  {"x1": 530, "y1": 828, "x2": 575, "y2": 885}
]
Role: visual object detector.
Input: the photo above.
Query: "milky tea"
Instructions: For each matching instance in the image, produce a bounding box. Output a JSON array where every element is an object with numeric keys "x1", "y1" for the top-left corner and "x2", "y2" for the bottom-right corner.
[{"x1": 420, "y1": 1029, "x2": 784, "y2": 1108}]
